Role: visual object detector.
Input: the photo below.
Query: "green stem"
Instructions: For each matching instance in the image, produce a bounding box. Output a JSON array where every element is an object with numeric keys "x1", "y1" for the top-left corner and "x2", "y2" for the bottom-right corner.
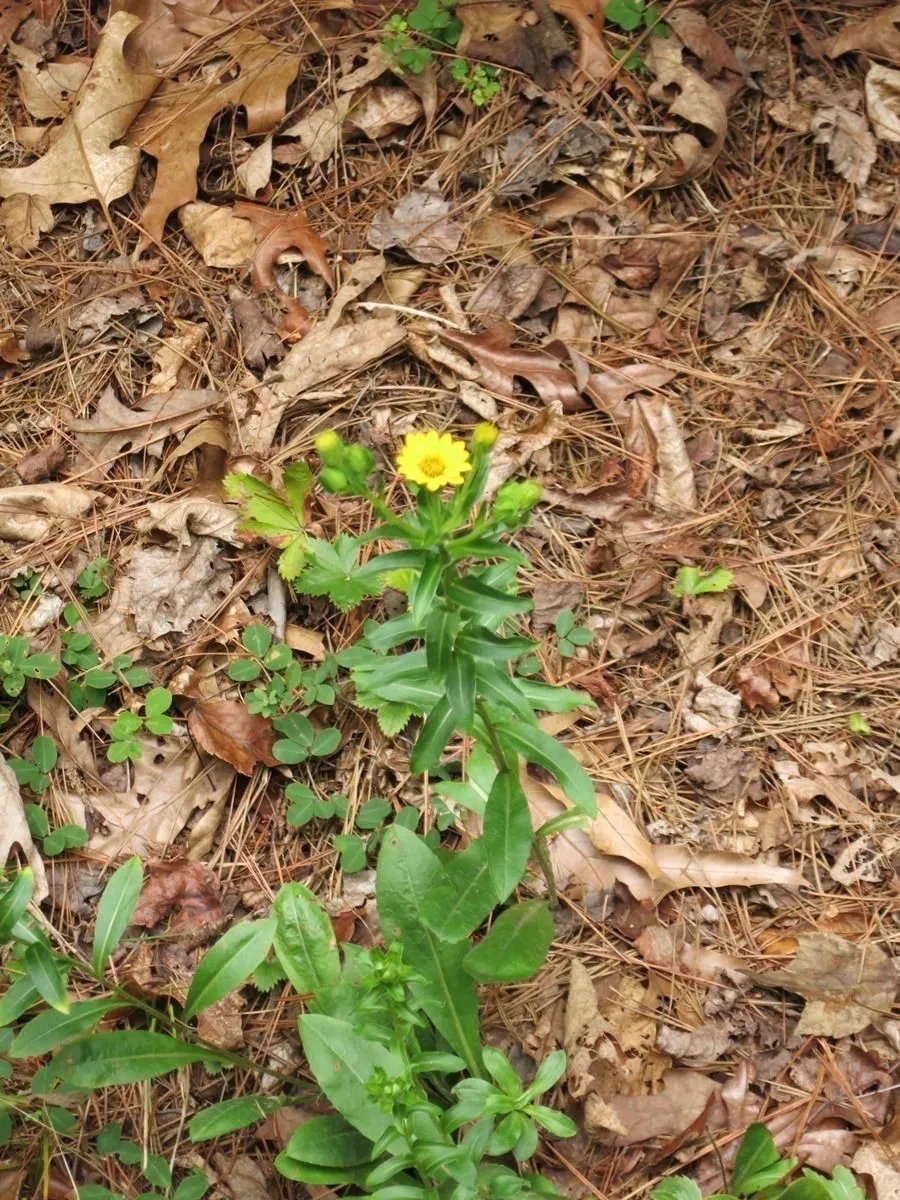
[{"x1": 531, "y1": 835, "x2": 558, "y2": 909}]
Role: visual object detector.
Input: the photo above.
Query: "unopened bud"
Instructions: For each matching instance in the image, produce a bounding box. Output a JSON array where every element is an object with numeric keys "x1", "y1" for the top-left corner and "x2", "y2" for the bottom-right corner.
[
  {"x1": 319, "y1": 467, "x2": 349, "y2": 494},
  {"x1": 345, "y1": 444, "x2": 375, "y2": 477},
  {"x1": 315, "y1": 430, "x2": 343, "y2": 467},
  {"x1": 472, "y1": 422, "x2": 499, "y2": 449}
]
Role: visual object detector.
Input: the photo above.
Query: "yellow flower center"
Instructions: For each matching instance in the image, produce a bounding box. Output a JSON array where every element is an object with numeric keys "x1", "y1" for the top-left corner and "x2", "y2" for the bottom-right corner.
[{"x1": 418, "y1": 454, "x2": 447, "y2": 479}]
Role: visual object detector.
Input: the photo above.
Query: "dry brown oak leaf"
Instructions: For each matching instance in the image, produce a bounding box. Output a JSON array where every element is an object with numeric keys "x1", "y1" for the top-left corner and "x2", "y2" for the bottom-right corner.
[
  {"x1": 188, "y1": 700, "x2": 278, "y2": 775},
  {"x1": 233, "y1": 201, "x2": 334, "y2": 290},
  {"x1": 128, "y1": 29, "x2": 302, "y2": 246},
  {"x1": 825, "y1": 5, "x2": 900, "y2": 63},
  {"x1": 755, "y1": 932, "x2": 898, "y2": 1038},
  {"x1": 0, "y1": 11, "x2": 159, "y2": 205}
]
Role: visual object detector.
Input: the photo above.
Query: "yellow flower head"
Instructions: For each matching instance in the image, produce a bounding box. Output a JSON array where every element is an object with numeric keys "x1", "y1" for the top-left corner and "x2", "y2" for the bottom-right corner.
[{"x1": 396, "y1": 430, "x2": 472, "y2": 492}]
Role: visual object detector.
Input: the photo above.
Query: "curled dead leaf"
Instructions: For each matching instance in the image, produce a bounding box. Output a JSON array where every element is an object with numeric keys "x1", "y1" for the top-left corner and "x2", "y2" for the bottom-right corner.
[
  {"x1": 825, "y1": 4, "x2": 900, "y2": 62},
  {"x1": 131, "y1": 858, "x2": 225, "y2": 932},
  {"x1": 234, "y1": 201, "x2": 333, "y2": 290},
  {"x1": 0, "y1": 481, "x2": 98, "y2": 541},
  {"x1": 188, "y1": 700, "x2": 278, "y2": 775},
  {"x1": 645, "y1": 37, "x2": 728, "y2": 188}
]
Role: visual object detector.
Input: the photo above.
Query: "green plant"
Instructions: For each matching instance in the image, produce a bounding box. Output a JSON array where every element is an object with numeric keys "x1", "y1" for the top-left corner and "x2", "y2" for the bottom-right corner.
[
  {"x1": 381, "y1": 0, "x2": 503, "y2": 105},
  {"x1": 61, "y1": 604, "x2": 149, "y2": 711},
  {"x1": 272, "y1": 712, "x2": 340, "y2": 765},
  {"x1": 651, "y1": 1123, "x2": 864, "y2": 1200},
  {"x1": 223, "y1": 464, "x2": 311, "y2": 580},
  {"x1": 449, "y1": 58, "x2": 501, "y2": 106},
  {"x1": 604, "y1": 0, "x2": 667, "y2": 73},
  {"x1": 553, "y1": 609, "x2": 594, "y2": 659},
  {"x1": 229, "y1": 623, "x2": 338, "y2": 717},
  {"x1": 848, "y1": 712, "x2": 871, "y2": 736},
  {"x1": 10, "y1": 568, "x2": 41, "y2": 600},
  {"x1": 77, "y1": 557, "x2": 111, "y2": 601},
  {"x1": 9, "y1": 734, "x2": 57, "y2": 795},
  {"x1": 672, "y1": 565, "x2": 734, "y2": 598},
  {"x1": 107, "y1": 687, "x2": 173, "y2": 763},
  {"x1": 0, "y1": 634, "x2": 59, "y2": 727}
]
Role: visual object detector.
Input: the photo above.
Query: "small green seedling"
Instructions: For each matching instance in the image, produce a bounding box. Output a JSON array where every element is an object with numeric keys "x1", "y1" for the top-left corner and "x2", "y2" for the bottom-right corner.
[
  {"x1": 229, "y1": 624, "x2": 338, "y2": 718},
  {"x1": 672, "y1": 565, "x2": 734, "y2": 598},
  {"x1": 650, "y1": 1123, "x2": 864, "y2": 1200},
  {"x1": 272, "y1": 713, "x2": 340, "y2": 766},
  {"x1": 224, "y1": 464, "x2": 312, "y2": 580},
  {"x1": 77, "y1": 557, "x2": 111, "y2": 601},
  {"x1": 0, "y1": 635, "x2": 59, "y2": 700},
  {"x1": 554, "y1": 609, "x2": 594, "y2": 658},
  {"x1": 605, "y1": 0, "x2": 667, "y2": 73},
  {"x1": 381, "y1": 0, "x2": 502, "y2": 104},
  {"x1": 10, "y1": 568, "x2": 41, "y2": 600},
  {"x1": 848, "y1": 712, "x2": 872, "y2": 736},
  {"x1": 9, "y1": 735, "x2": 57, "y2": 795},
  {"x1": 285, "y1": 785, "x2": 349, "y2": 827},
  {"x1": 107, "y1": 688, "x2": 174, "y2": 763},
  {"x1": 449, "y1": 57, "x2": 502, "y2": 106},
  {"x1": 61, "y1": 605, "x2": 149, "y2": 711}
]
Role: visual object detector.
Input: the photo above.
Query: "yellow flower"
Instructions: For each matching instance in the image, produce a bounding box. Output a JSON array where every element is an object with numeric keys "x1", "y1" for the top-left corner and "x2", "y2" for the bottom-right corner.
[
  {"x1": 396, "y1": 431, "x2": 472, "y2": 492},
  {"x1": 472, "y1": 422, "x2": 499, "y2": 449}
]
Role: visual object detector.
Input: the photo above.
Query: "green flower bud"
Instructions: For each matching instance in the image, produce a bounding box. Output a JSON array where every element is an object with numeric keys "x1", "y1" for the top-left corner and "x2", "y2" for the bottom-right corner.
[
  {"x1": 472, "y1": 421, "x2": 499, "y2": 449},
  {"x1": 491, "y1": 479, "x2": 542, "y2": 523},
  {"x1": 319, "y1": 467, "x2": 349, "y2": 494},
  {"x1": 315, "y1": 430, "x2": 344, "y2": 467},
  {"x1": 345, "y1": 443, "x2": 375, "y2": 477}
]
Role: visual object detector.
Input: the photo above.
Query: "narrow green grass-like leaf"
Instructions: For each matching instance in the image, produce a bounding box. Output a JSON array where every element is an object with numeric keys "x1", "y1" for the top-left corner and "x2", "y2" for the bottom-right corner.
[{"x1": 10, "y1": 998, "x2": 119, "y2": 1059}]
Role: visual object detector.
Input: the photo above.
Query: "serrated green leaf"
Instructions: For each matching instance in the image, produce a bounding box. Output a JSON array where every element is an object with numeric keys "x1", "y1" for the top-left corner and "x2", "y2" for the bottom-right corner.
[
  {"x1": 376, "y1": 702, "x2": 415, "y2": 736},
  {"x1": 183, "y1": 919, "x2": 275, "y2": 1020}
]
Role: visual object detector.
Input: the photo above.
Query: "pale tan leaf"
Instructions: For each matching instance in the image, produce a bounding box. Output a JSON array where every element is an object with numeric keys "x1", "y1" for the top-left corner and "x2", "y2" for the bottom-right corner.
[
  {"x1": 0, "y1": 752, "x2": 48, "y2": 901},
  {"x1": 866, "y1": 63, "x2": 900, "y2": 143},
  {"x1": 179, "y1": 202, "x2": 256, "y2": 268},
  {"x1": 282, "y1": 96, "x2": 352, "y2": 164},
  {"x1": 0, "y1": 11, "x2": 160, "y2": 205},
  {"x1": 368, "y1": 186, "x2": 463, "y2": 265},
  {"x1": 138, "y1": 496, "x2": 240, "y2": 546},
  {"x1": 851, "y1": 1144, "x2": 900, "y2": 1200},
  {"x1": 0, "y1": 481, "x2": 98, "y2": 541},
  {"x1": 347, "y1": 86, "x2": 422, "y2": 138},
  {"x1": 755, "y1": 933, "x2": 897, "y2": 1037},
  {"x1": 594, "y1": 1069, "x2": 722, "y2": 1144},
  {"x1": 285, "y1": 625, "x2": 326, "y2": 659},
  {"x1": 0, "y1": 192, "x2": 54, "y2": 249},
  {"x1": 148, "y1": 322, "x2": 205, "y2": 392},
  {"x1": 243, "y1": 316, "x2": 404, "y2": 454},
  {"x1": 237, "y1": 138, "x2": 274, "y2": 197},
  {"x1": 652, "y1": 845, "x2": 803, "y2": 895}
]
